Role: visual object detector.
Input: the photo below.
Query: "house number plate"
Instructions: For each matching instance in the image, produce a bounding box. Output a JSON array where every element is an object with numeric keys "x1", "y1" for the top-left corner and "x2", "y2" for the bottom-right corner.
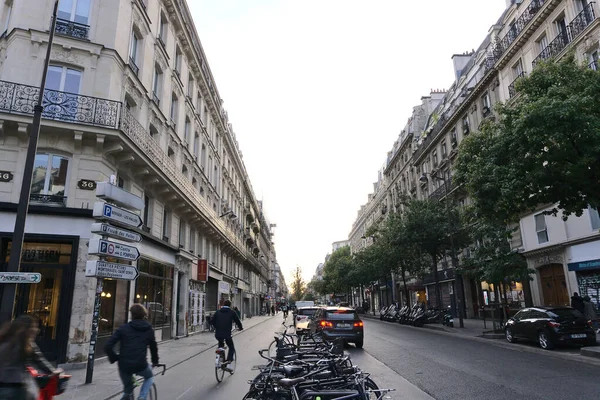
[
  {"x1": 0, "y1": 171, "x2": 13, "y2": 182},
  {"x1": 78, "y1": 179, "x2": 97, "y2": 190}
]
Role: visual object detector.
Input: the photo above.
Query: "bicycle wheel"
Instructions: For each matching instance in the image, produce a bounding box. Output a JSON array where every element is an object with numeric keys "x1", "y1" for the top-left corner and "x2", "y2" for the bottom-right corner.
[
  {"x1": 215, "y1": 352, "x2": 225, "y2": 383},
  {"x1": 363, "y1": 377, "x2": 380, "y2": 400},
  {"x1": 229, "y1": 351, "x2": 237, "y2": 374},
  {"x1": 148, "y1": 382, "x2": 158, "y2": 400},
  {"x1": 268, "y1": 339, "x2": 278, "y2": 359}
]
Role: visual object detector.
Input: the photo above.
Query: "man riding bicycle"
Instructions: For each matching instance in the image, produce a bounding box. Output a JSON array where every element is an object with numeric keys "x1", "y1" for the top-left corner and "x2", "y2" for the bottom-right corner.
[{"x1": 211, "y1": 300, "x2": 243, "y2": 366}]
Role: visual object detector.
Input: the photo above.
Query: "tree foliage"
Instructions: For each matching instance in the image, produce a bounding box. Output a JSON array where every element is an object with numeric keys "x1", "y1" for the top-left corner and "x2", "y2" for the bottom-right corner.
[
  {"x1": 454, "y1": 55, "x2": 600, "y2": 222},
  {"x1": 290, "y1": 266, "x2": 306, "y2": 302},
  {"x1": 322, "y1": 246, "x2": 353, "y2": 295}
]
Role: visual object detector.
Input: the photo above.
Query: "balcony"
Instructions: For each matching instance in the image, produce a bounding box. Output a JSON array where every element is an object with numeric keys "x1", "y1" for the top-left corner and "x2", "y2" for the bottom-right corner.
[
  {"x1": 129, "y1": 57, "x2": 140, "y2": 76},
  {"x1": 533, "y1": 3, "x2": 596, "y2": 67},
  {"x1": 54, "y1": 18, "x2": 90, "y2": 40},
  {"x1": 429, "y1": 177, "x2": 453, "y2": 200},
  {"x1": 0, "y1": 80, "x2": 121, "y2": 128},
  {"x1": 508, "y1": 71, "x2": 526, "y2": 99},
  {"x1": 30, "y1": 194, "x2": 67, "y2": 206}
]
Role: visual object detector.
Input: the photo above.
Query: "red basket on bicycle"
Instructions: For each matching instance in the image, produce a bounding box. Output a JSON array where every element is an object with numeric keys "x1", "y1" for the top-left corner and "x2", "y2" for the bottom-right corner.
[{"x1": 27, "y1": 366, "x2": 71, "y2": 400}]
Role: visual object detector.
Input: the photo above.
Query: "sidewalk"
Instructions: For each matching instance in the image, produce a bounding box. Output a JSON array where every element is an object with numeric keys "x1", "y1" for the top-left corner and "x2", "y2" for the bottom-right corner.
[{"x1": 57, "y1": 314, "x2": 276, "y2": 400}]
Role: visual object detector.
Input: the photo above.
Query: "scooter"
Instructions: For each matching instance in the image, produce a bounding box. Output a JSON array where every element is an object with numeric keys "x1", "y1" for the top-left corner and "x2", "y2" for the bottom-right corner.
[{"x1": 442, "y1": 305, "x2": 454, "y2": 327}]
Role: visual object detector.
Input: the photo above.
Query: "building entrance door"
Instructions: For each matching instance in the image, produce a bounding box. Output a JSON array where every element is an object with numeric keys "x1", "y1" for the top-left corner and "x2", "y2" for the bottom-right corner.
[{"x1": 539, "y1": 264, "x2": 569, "y2": 306}]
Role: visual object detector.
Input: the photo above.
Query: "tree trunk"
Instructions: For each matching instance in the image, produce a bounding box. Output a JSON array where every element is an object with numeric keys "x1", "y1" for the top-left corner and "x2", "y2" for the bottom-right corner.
[
  {"x1": 432, "y1": 254, "x2": 442, "y2": 309},
  {"x1": 501, "y1": 282, "x2": 510, "y2": 321}
]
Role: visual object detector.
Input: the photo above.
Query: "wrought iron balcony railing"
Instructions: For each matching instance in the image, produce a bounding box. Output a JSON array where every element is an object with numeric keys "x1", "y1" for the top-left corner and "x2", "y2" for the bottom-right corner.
[
  {"x1": 54, "y1": 18, "x2": 90, "y2": 40},
  {"x1": 532, "y1": 32, "x2": 569, "y2": 66},
  {"x1": 508, "y1": 71, "x2": 526, "y2": 99},
  {"x1": 152, "y1": 92, "x2": 160, "y2": 106},
  {"x1": 30, "y1": 194, "x2": 67, "y2": 206},
  {"x1": 429, "y1": 177, "x2": 453, "y2": 200},
  {"x1": 0, "y1": 80, "x2": 121, "y2": 128},
  {"x1": 590, "y1": 60, "x2": 599, "y2": 70},
  {"x1": 129, "y1": 57, "x2": 140, "y2": 76}
]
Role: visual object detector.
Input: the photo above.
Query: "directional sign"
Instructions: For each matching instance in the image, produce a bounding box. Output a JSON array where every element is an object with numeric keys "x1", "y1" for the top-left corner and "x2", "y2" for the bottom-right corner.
[
  {"x1": 85, "y1": 260, "x2": 139, "y2": 281},
  {"x1": 91, "y1": 223, "x2": 142, "y2": 243},
  {"x1": 89, "y1": 238, "x2": 140, "y2": 261},
  {"x1": 93, "y1": 202, "x2": 143, "y2": 229},
  {"x1": 0, "y1": 272, "x2": 42, "y2": 284}
]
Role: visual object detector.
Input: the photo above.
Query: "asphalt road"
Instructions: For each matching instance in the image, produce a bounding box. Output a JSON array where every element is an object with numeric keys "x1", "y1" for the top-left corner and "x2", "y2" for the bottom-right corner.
[
  {"x1": 149, "y1": 315, "x2": 431, "y2": 399},
  {"x1": 361, "y1": 318, "x2": 600, "y2": 400}
]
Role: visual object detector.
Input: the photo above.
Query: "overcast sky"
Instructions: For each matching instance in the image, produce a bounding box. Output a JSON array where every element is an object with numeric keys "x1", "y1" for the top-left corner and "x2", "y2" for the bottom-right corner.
[{"x1": 188, "y1": 0, "x2": 507, "y2": 284}]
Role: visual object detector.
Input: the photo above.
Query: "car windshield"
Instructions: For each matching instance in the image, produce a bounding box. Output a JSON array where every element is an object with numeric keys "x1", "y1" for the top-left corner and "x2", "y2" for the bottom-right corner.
[
  {"x1": 547, "y1": 308, "x2": 583, "y2": 320},
  {"x1": 325, "y1": 310, "x2": 358, "y2": 320},
  {"x1": 299, "y1": 308, "x2": 317, "y2": 316}
]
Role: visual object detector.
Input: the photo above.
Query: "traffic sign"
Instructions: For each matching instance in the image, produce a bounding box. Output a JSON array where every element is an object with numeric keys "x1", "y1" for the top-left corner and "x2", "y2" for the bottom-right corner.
[
  {"x1": 0, "y1": 272, "x2": 41, "y2": 284},
  {"x1": 93, "y1": 202, "x2": 143, "y2": 228},
  {"x1": 89, "y1": 238, "x2": 140, "y2": 261},
  {"x1": 95, "y1": 182, "x2": 144, "y2": 211},
  {"x1": 91, "y1": 223, "x2": 142, "y2": 243},
  {"x1": 85, "y1": 260, "x2": 139, "y2": 281}
]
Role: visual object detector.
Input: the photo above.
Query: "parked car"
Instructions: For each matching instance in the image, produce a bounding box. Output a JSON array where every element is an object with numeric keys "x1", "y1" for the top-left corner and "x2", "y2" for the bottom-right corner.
[
  {"x1": 309, "y1": 306, "x2": 364, "y2": 348},
  {"x1": 294, "y1": 306, "x2": 319, "y2": 333},
  {"x1": 505, "y1": 306, "x2": 596, "y2": 350}
]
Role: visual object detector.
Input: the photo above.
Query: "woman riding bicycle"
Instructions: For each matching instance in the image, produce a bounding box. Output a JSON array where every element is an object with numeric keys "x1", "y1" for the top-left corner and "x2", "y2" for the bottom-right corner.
[{"x1": 211, "y1": 300, "x2": 243, "y2": 366}]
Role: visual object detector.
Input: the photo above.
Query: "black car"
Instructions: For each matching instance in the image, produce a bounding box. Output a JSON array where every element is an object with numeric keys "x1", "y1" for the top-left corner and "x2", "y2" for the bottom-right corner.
[
  {"x1": 505, "y1": 306, "x2": 596, "y2": 349},
  {"x1": 309, "y1": 306, "x2": 364, "y2": 348}
]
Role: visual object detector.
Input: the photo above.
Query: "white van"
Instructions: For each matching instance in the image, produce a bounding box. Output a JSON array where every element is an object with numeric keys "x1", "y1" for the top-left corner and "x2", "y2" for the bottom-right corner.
[{"x1": 294, "y1": 301, "x2": 315, "y2": 309}]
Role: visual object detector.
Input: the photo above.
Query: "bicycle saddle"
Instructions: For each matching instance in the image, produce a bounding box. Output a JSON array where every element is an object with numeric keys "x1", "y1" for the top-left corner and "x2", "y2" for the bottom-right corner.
[
  {"x1": 277, "y1": 377, "x2": 306, "y2": 388},
  {"x1": 283, "y1": 365, "x2": 305, "y2": 377}
]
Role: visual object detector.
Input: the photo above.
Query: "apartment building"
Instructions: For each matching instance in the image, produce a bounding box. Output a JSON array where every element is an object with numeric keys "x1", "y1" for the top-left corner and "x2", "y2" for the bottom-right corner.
[{"x1": 0, "y1": 0, "x2": 273, "y2": 364}]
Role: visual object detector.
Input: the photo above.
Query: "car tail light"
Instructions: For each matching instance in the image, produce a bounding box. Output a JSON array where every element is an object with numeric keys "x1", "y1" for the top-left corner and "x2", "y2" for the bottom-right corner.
[
  {"x1": 588, "y1": 320, "x2": 594, "y2": 328},
  {"x1": 354, "y1": 321, "x2": 364, "y2": 327},
  {"x1": 297, "y1": 316, "x2": 302, "y2": 321},
  {"x1": 320, "y1": 320, "x2": 333, "y2": 328},
  {"x1": 547, "y1": 321, "x2": 560, "y2": 328}
]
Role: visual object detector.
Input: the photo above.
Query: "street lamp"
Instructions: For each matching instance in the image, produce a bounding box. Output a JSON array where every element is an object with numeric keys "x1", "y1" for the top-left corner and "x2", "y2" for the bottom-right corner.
[
  {"x1": 219, "y1": 210, "x2": 238, "y2": 219},
  {"x1": 419, "y1": 172, "x2": 465, "y2": 328}
]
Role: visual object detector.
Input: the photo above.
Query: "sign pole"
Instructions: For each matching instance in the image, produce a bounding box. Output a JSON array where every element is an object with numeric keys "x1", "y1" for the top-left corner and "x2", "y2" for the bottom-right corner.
[{"x1": 85, "y1": 278, "x2": 103, "y2": 384}]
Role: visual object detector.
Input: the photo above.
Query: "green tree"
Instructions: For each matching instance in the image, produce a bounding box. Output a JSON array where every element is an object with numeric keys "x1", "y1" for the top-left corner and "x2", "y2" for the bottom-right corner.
[
  {"x1": 322, "y1": 246, "x2": 353, "y2": 296},
  {"x1": 455, "y1": 55, "x2": 600, "y2": 222},
  {"x1": 290, "y1": 266, "x2": 306, "y2": 302}
]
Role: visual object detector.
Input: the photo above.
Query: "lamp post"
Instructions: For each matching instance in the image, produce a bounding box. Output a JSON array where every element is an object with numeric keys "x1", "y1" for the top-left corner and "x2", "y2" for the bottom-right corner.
[
  {"x1": 419, "y1": 172, "x2": 465, "y2": 328},
  {"x1": 0, "y1": 0, "x2": 60, "y2": 324}
]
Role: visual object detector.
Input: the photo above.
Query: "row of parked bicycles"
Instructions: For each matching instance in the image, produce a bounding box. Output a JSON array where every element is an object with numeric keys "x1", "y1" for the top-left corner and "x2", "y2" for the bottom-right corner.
[
  {"x1": 379, "y1": 303, "x2": 454, "y2": 327},
  {"x1": 242, "y1": 321, "x2": 394, "y2": 399}
]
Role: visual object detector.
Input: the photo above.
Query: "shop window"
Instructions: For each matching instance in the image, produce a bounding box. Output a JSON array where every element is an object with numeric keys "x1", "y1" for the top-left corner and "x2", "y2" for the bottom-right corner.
[
  {"x1": 31, "y1": 153, "x2": 70, "y2": 206},
  {"x1": 535, "y1": 213, "x2": 549, "y2": 244},
  {"x1": 136, "y1": 259, "x2": 174, "y2": 329},
  {"x1": 98, "y1": 279, "x2": 128, "y2": 336},
  {"x1": 589, "y1": 206, "x2": 600, "y2": 230}
]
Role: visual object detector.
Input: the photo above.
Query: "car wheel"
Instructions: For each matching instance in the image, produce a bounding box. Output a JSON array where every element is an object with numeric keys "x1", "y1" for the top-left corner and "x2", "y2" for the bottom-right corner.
[
  {"x1": 538, "y1": 330, "x2": 555, "y2": 350},
  {"x1": 355, "y1": 340, "x2": 364, "y2": 349},
  {"x1": 505, "y1": 327, "x2": 517, "y2": 343}
]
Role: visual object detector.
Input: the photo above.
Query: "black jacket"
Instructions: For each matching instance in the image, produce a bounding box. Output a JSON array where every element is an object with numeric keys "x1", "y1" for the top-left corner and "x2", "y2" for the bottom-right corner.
[
  {"x1": 571, "y1": 295, "x2": 585, "y2": 314},
  {"x1": 211, "y1": 307, "x2": 243, "y2": 338},
  {"x1": 104, "y1": 319, "x2": 159, "y2": 374}
]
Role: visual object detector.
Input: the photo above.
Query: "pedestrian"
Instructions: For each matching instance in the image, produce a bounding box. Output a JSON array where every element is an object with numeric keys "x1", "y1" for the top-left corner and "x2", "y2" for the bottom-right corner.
[
  {"x1": 234, "y1": 306, "x2": 241, "y2": 320},
  {"x1": 105, "y1": 304, "x2": 159, "y2": 400},
  {"x1": 271, "y1": 305, "x2": 275, "y2": 315},
  {"x1": 583, "y1": 295, "x2": 598, "y2": 320},
  {"x1": 0, "y1": 314, "x2": 62, "y2": 400},
  {"x1": 571, "y1": 292, "x2": 585, "y2": 314}
]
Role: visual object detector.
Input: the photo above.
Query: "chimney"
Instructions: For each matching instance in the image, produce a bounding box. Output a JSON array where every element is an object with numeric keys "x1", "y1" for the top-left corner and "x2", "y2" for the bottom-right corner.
[{"x1": 451, "y1": 53, "x2": 472, "y2": 80}]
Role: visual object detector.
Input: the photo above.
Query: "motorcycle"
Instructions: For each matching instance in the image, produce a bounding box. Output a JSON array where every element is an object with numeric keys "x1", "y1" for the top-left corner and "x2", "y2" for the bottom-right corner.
[{"x1": 442, "y1": 305, "x2": 454, "y2": 327}]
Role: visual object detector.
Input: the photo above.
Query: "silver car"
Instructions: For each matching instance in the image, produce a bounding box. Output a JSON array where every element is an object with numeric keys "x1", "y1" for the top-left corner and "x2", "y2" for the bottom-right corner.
[{"x1": 295, "y1": 306, "x2": 319, "y2": 333}]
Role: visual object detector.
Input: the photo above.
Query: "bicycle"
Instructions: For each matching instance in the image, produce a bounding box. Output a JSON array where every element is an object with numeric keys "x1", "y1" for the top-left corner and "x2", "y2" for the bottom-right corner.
[
  {"x1": 215, "y1": 344, "x2": 237, "y2": 383},
  {"x1": 127, "y1": 364, "x2": 166, "y2": 400}
]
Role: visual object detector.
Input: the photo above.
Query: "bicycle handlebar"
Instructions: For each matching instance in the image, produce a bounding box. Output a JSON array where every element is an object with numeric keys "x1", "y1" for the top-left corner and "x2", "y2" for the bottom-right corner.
[{"x1": 153, "y1": 363, "x2": 167, "y2": 376}]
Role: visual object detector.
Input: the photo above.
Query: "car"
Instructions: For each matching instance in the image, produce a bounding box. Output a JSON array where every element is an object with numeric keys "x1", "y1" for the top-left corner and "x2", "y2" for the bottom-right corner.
[
  {"x1": 504, "y1": 306, "x2": 596, "y2": 350},
  {"x1": 294, "y1": 306, "x2": 319, "y2": 333},
  {"x1": 309, "y1": 306, "x2": 364, "y2": 348}
]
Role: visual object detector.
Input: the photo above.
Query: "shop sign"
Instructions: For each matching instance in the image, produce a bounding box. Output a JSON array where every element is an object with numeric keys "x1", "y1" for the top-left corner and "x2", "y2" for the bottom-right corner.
[
  {"x1": 568, "y1": 258, "x2": 600, "y2": 272},
  {"x1": 21, "y1": 248, "x2": 62, "y2": 263},
  {"x1": 197, "y1": 259, "x2": 208, "y2": 282},
  {"x1": 219, "y1": 281, "x2": 230, "y2": 293}
]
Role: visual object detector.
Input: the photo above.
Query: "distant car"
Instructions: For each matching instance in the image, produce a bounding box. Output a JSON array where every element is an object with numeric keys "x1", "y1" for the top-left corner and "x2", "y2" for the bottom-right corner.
[
  {"x1": 294, "y1": 307, "x2": 319, "y2": 333},
  {"x1": 505, "y1": 306, "x2": 596, "y2": 350},
  {"x1": 309, "y1": 306, "x2": 364, "y2": 348}
]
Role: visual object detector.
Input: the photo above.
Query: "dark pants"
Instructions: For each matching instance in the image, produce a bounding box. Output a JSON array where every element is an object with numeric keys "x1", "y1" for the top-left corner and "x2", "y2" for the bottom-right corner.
[{"x1": 217, "y1": 336, "x2": 235, "y2": 362}]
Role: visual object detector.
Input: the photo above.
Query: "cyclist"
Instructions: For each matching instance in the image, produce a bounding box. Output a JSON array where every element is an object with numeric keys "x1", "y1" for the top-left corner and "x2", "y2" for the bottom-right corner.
[
  {"x1": 282, "y1": 304, "x2": 289, "y2": 319},
  {"x1": 105, "y1": 304, "x2": 159, "y2": 400},
  {"x1": 211, "y1": 300, "x2": 243, "y2": 367}
]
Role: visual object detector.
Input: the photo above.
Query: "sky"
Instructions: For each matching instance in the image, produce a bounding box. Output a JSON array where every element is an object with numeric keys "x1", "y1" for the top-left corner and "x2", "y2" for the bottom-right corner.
[{"x1": 188, "y1": 0, "x2": 508, "y2": 284}]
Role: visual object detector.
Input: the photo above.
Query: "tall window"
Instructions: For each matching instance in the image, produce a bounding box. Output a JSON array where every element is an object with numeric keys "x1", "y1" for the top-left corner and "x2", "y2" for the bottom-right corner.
[
  {"x1": 189, "y1": 229, "x2": 196, "y2": 253},
  {"x1": 2, "y1": 2, "x2": 11, "y2": 34},
  {"x1": 536, "y1": 34, "x2": 548, "y2": 53},
  {"x1": 589, "y1": 50, "x2": 599, "y2": 70},
  {"x1": 184, "y1": 118, "x2": 191, "y2": 145},
  {"x1": 170, "y1": 94, "x2": 178, "y2": 127},
  {"x1": 589, "y1": 207, "x2": 600, "y2": 231},
  {"x1": 462, "y1": 115, "x2": 470, "y2": 135},
  {"x1": 178, "y1": 219, "x2": 186, "y2": 248},
  {"x1": 201, "y1": 144, "x2": 207, "y2": 170},
  {"x1": 129, "y1": 31, "x2": 141, "y2": 74},
  {"x1": 162, "y1": 208, "x2": 171, "y2": 241},
  {"x1": 31, "y1": 154, "x2": 70, "y2": 201},
  {"x1": 174, "y1": 47, "x2": 182, "y2": 74},
  {"x1": 46, "y1": 66, "x2": 81, "y2": 93},
  {"x1": 187, "y1": 74, "x2": 194, "y2": 97},
  {"x1": 196, "y1": 92, "x2": 202, "y2": 112},
  {"x1": 534, "y1": 213, "x2": 549, "y2": 244},
  {"x1": 143, "y1": 195, "x2": 151, "y2": 227},
  {"x1": 193, "y1": 132, "x2": 199, "y2": 158},
  {"x1": 152, "y1": 65, "x2": 162, "y2": 102},
  {"x1": 481, "y1": 92, "x2": 491, "y2": 116},
  {"x1": 58, "y1": 0, "x2": 90, "y2": 25},
  {"x1": 512, "y1": 59, "x2": 524, "y2": 78}
]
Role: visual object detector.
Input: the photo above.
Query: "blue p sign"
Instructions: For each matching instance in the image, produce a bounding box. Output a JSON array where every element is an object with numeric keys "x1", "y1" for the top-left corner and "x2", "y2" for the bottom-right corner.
[{"x1": 103, "y1": 205, "x2": 112, "y2": 217}]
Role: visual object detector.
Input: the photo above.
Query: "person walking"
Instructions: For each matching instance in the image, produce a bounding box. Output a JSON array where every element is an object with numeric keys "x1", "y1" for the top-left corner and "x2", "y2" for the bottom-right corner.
[
  {"x1": 271, "y1": 305, "x2": 275, "y2": 315},
  {"x1": 105, "y1": 304, "x2": 159, "y2": 400},
  {"x1": 234, "y1": 306, "x2": 241, "y2": 320},
  {"x1": 571, "y1": 292, "x2": 585, "y2": 314},
  {"x1": 0, "y1": 315, "x2": 61, "y2": 400},
  {"x1": 583, "y1": 295, "x2": 598, "y2": 328}
]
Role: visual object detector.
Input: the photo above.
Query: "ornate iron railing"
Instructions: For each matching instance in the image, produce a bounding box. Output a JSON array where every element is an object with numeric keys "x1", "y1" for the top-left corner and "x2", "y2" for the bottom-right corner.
[
  {"x1": 568, "y1": 2, "x2": 596, "y2": 39},
  {"x1": 0, "y1": 80, "x2": 121, "y2": 128},
  {"x1": 508, "y1": 71, "x2": 526, "y2": 99},
  {"x1": 590, "y1": 60, "x2": 599, "y2": 70},
  {"x1": 152, "y1": 92, "x2": 160, "y2": 106},
  {"x1": 429, "y1": 177, "x2": 453, "y2": 200},
  {"x1": 492, "y1": 0, "x2": 546, "y2": 61},
  {"x1": 30, "y1": 194, "x2": 67, "y2": 206},
  {"x1": 54, "y1": 18, "x2": 90, "y2": 40},
  {"x1": 129, "y1": 57, "x2": 139, "y2": 76},
  {"x1": 532, "y1": 31, "x2": 570, "y2": 66}
]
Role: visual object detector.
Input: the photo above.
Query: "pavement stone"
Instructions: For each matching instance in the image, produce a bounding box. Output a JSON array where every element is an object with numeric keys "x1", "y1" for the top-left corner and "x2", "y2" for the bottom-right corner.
[{"x1": 57, "y1": 314, "x2": 279, "y2": 400}]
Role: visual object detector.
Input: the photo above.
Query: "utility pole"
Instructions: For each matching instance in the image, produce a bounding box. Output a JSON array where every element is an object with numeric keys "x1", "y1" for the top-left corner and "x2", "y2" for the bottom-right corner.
[{"x1": 0, "y1": 0, "x2": 59, "y2": 324}]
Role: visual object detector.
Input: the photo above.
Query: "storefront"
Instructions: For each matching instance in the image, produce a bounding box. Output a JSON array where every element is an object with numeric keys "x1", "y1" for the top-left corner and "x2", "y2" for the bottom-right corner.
[
  {"x1": 218, "y1": 281, "x2": 230, "y2": 308},
  {"x1": 568, "y1": 241, "x2": 600, "y2": 310},
  {"x1": 0, "y1": 234, "x2": 79, "y2": 364},
  {"x1": 135, "y1": 258, "x2": 174, "y2": 341}
]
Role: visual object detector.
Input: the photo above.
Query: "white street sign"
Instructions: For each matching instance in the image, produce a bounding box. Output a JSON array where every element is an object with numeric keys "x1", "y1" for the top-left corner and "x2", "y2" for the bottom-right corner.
[
  {"x1": 91, "y1": 223, "x2": 142, "y2": 243},
  {"x1": 0, "y1": 272, "x2": 42, "y2": 284},
  {"x1": 89, "y1": 238, "x2": 140, "y2": 261},
  {"x1": 93, "y1": 202, "x2": 143, "y2": 228},
  {"x1": 95, "y1": 182, "x2": 144, "y2": 211},
  {"x1": 85, "y1": 260, "x2": 139, "y2": 281}
]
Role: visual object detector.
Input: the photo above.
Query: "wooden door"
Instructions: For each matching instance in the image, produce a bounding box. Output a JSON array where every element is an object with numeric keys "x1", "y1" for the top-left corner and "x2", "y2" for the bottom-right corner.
[{"x1": 539, "y1": 264, "x2": 569, "y2": 306}]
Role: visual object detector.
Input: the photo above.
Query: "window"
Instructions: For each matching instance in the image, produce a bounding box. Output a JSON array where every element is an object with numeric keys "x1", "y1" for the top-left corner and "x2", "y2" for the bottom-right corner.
[
  {"x1": 175, "y1": 47, "x2": 182, "y2": 75},
  {"x1": 196, "y1": 92, "x2": 202, "y2": 112},
  {"x1": 432, "y1": 150, "x2": 438, "y2": 167},
  {"x1": 117, "y1": 176, "x2": 125, "y2": 188},
  {"x1": 193, "y1": 132, "x2": 199, "y2": 158},
  {"x1": 170, "y1": 94, "x2": 178, "y2": 127},
  {"x1": 462, "y1": 115, "x2": 470, "y2": 135},
  {"x1": 536, "y1": 34, "x2": 548, "y2": 53},
  {"x1": 158, "y1": 12, "x2": 167, "y2": 43},
  {"x1": 178, "y1": 219, "x2": 186, "y2": 248},
  {"x1": 441, "y1": 142, "x2": 447, "y2": 157},
  {"x1": 162, "y1": 208, "x2": 171, "y2": 241},
  {"x1": 187, "y1": 74, "x2": 194, "y2": 97},
  {"x1": 189, "y1": 229, "x2": 196, "y2": 253},
  {"x1": 481, "y1": 92, "x2": 491, "y2": 116},
  {"x1": 143, "y1": 195, "x2": 151, "y2": 227},
  {"x1": 31, "y1": 154, "x2": 70, "y2": 204},
  {"x1": 130, "y1": 31, "x2": 139, "y2": 64},
  {"x1": 201, "y1": 144, "x2": 207, "y2": 170},
  {"x1": 152, "y1": 64, "x2": 162, "y2": 102},
  {"x1": 58, "y1": 0, "x2": 90, "y2": 25},
  {"x1": 3, "y1": 2, "x2": 11, "y2": 34},
  {"x1": 46, "y1": 66, "x2": 81, "y2": 93},
  {"x1": 589, "y1": 207, "x2": 600, "y2": 230},
  {"x1": 534, "y1": 213, "x2": 549, "y2": 244},
  {"x1": 555, "y1": 17, "x2": 568, "y2": 43},
  {"x1": 589, "y1": 50, "x2": 599, "y2": 70},
  {"x1": 512, "y1": 59, "x2": 524, "y2": 78},
  {"x1": 184, "y1": 118, "x2": 191, "y2": 145}
]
